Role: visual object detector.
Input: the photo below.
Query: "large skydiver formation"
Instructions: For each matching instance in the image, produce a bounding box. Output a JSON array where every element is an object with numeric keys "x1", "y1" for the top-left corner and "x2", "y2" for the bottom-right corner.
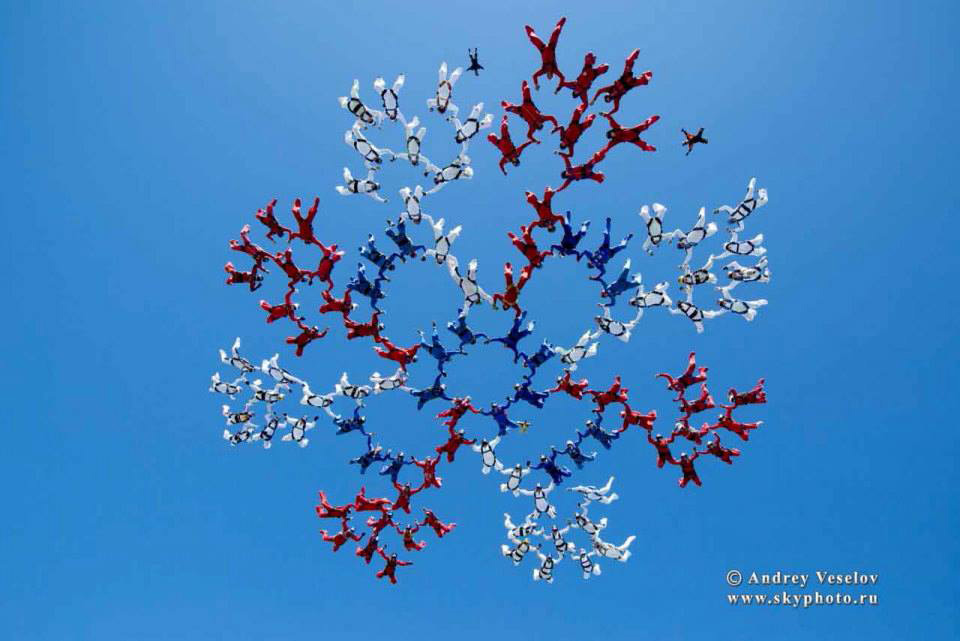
[{"x1": 212, "y1": 17, "x2": 773, "y2": 584}]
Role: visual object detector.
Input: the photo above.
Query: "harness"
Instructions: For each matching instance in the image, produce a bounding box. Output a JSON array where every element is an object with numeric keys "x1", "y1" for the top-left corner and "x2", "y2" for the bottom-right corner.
[
  {"x1": 435, "y1": 81, "x2": 452, "y2": 112},
  {"x1": 456, "y1": 116, "x2": 480, "y2": 143},
  {"x1": 346, "y1": 97, "x2": 375, "y2": 125},
  {"x1": 379, "y1": 89, "x2": 399, "y2": 120},
  {"x1": 679, "y1": 301, "x2": 704, "y2": 322}
]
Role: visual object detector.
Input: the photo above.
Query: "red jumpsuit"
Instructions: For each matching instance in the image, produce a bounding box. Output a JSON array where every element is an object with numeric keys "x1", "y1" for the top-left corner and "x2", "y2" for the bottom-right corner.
[
  {"x1": 557, "y1": 151, "x2": 605, "y2": 192},
  {"x1": 550, "y1": 371, "x2": 589, "y2": 399},
  {"x1": 354, "y1": 487, "x2": 392, "y2": 512},
  {"x1": 230, "y1": 225, "x2": 273, "y2": 265},
  {"x1": 260, "y1": 287, "x2": 299, "y2": 324},
  {"x1": 509, "y1": 226, "x2": 552, "y2": 268},
  {"x1": 398, "y1": 525, "x2": 426, "y2": 552},
  {"x1": 657, "y1": 352, "x2": 708, "y2": 399},
  {"x1": 320, "y1": 524, "x2": 363, "y2": 552},
  {"x1": 310, "y1": 246, "x2": 343, "y2": 285},
  {"x1": 273, "y1": 249, "x2": 312, "y2": 286},
  {"x1": 591, "y1": 49, "x2": 652, "y2": 115},
  {"x1": 502, "y1": 80, "x2": 559, "y2": 141},
  {"x1": 435, "y1": 428, "x2": 476, "y2": 463},
  {"x1": 376, "y1": 550, "x2": 412, "y2": 584},
  {"x1": 315, "y1": 491, "x2": 352, "y2": 519},
  {"x1": 374, "y1": 339, "x2": 420, "y2": 370},
  {"x1": 525, "y1": 187, "x2": 564, "y2": 232},
  {"x1": 619, "y1": 406, "x2": 656, "y2": 433},
  {"x1": 493, "y1": 262, "x2": 533, "y2": 317},
  {"x1": 344, "y1": 312, "x2": 382, "y2": 341},
  {"x1": 488, "y1": 116, "x2": 538, "y2": 174},
  {"x1": 436, "y1": 397, "x2": 481, "y2": 428},
  {"x1": 319, "y1": 288, "x2": 354, "y2": 316},
  {"x1": 705, "y1": 438, "x2": 741, "y2": 464},
  {"x1": 714, "y1": 409, "x2": 761, "y2": 441},
  {"x1": 647, "y1": 433, "x2": 676, "y2": 468},
  {"x1": 673, "y1": 452, "x2": 702, "y2": 488},
  {"x1": 672, "y1": 418, "x2": 711, "y2": 444},
  {"x1": 680, "y1": 385, "x2": 716, "y2": 417},
  {"x1": 598, "y1": 113, "x2": 659, "y2": 156},
  {"x1": 255, "y1": 198, "x2": 290, "y2": 242},
  {"x1": 224, "y1": 262, "x2": 262, "y2": 291},
  {"x1": 356, "y1": 535, "x2": 380, "y2": 564},
  {"x1": 421, "y1": 509, "x2": 456, "y2": 538},
  {"x1": 558, "y1": 52, "x2": 608, "y2": 103},
  {"x1": 589, "y1": 376, "x2": 629, "y2": 413},
  {"x1": 366, "y1": 512, "x2": 395, "y2": 536},
  {"x1": 728, "y1": 379, "x2": 766, "y2": 407},
  {"x1": 414, "y1": 456, "x2": 442, "y2": 490},
  {"x1": 289, "y1": 197, "x2": 328, "y2": 248},
  {"x1": 286, "y1": 323, "x2": 328, "y2": 356},
  {"x1": 553, "y1": 103, "x2": 596, "y2": 157},
  {"x1": 391, "y1": 482, "x2": 420, "y2": 514},
  {"x1": 524, "y1": 16, "x2": 567, "y2": 90}
]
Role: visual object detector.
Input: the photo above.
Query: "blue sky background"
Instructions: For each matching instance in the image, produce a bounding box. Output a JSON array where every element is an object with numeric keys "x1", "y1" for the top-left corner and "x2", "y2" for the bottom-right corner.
[{"x1": 2, "y1": 1, "x2": 958, "y2": 639}]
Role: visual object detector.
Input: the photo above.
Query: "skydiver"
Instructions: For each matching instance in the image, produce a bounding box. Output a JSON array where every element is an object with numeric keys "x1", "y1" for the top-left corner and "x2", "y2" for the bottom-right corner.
[
  {"x1": 647, "y1": 431, "x2": 677, "y2": 467},
  {"x1": 703, "y1": 434, "x2": 741, "y2": 464},
  {"x1": 713, "y1": 177, "x2": 768, "y2": 231},
  {"x1": 471, "y1": 435, "x2": 503, "y2": 474},
  {"x1": 509, "y1": 225, "x2": 553, "y2": 268},
  {"x1": 318, "y1": 287, "x2": 356, "y2": 317},
  {"x1": 335, "y1": 167, "x2": 387, "y2": 203},
  {"x1": 345, "y1": 123, "x2": 395, "y2": 168},
  {"x1": 315, "y1": 491, "x2": 353, "y2": 520},
  {"x1": 332, "y1": 405, "x2": 367, "y2": 436},
  {"x1": 385, "y1": 217, "x2": 425, "y2": 261},
  {"x1": 285, "y1": 321, "x2": 328, "y2": 357},
  {"x1": 393, "y1": 116, "x2": 431, "y2": 168},
  {"x1": 517, "y1": 481, "x2": 557, "y2": 519},
  {"x1": 446, "y1": 308, "x2": 489, "y2": 347},
  {"x1": 672, "y1": 418, "x2": 711, "y2": 445},
  {"x1": 300, "y1": 382, "x2": 335, "y2": 413},
  {"x1": 427, "y1": 61, "x2": 463, "y2": 120},
  {"x1": 359, "y1": 234, "x2": 397, "y2": 273},
  {"x1": 722, "y1": 256, "x2": 771, "y2": 290},
  {"x1": 553, "y1": 329, "x2": 599, "y2": 370},
  {"x1": 259, "y1": 288, "x2": 300, "y2": 324},
  {"x1": 578, "y1": 419, "x2": 621, "y2": 449},
  {"x1": 594, "y1": 304, "x2": 640, "y2": 343},
  {"x1": 532, "y1": 550, "x2": 561, "y2": 583},
  {"x1": 524, "y1": 16, "x2": 567, "y2": 90},
  {"x1": 598, "y1": 260, "x2": 641, "y2": 305},
  {"x1": 556, "y1": 440, "x2": 596, "y2": 469},
  {"x1": 502, "y1": 538, "x2": 540, "y2": 566},
  {"x1": 334, "y1": 371, "x2": 372, "y2": 401},
  {"x1": 397, "y1": 523, "x2": 426, "y2": 552},
  {"x1": 486, "y1": 402, "x2": 522, "y2": 436},
  {"x1": 319, "y1": 521, "x2": 364, "y2": 552},
  {"x1": 658, "y1": 352, "x2": 708, "y2": 399},
  {"x1": 711, "y1": 408, "x2": 762, "y2": 441},
  {"x1": 567, "y1": 476, "x2": 618, "y2": 504},
  {"x1": 628, "y1": 278, "x2": 672, "y2": 316},
  {"x1": 248, "y1": 378, "x2": 285, "y2": 404},
  {"x1": 391, "y1": 481, "x2": 421, "y2": 514},
  {"x1": 452, "y1": 102, "x2": 493, "y2": 144},
  {"x1": 549, "y1": 370, "x2": 589, "y2": 399},
  {"x1": 413, "y1": 454, "x2": 443, "y2": 490},
  {"x1": 583, "y1": 217, "x2": 633, "y2": 279},
  {"x1": 408, "y1": 374, "x2": 448, "y2": 410},
  {"x1": 619, "y1": 406, "x2": 656, "y2": 433},
  {"x1": 525, "y1": 186, "x2": 564, "y2": 232},
  {"x1": 502, "y1": 80, "x2": 559, "y2": 141},
  {"x1": 680, "y1": 384, "x2": 716, "y2": 417},
  {"x1": 423, "y1": 217, "x2": 462, "y2": 267},
  {"x1": 529, "y1": 453, "x2": 572, "y2": 485},
  {"x1": 512, "y1": 378, "x2": 549, "y2": 409},
  {"x1": 366, "y1": 511, "x2": 395, "y2": 536},
  {"x1": 376, "y1": 548, "x2": 413, "y2": 585},
  {"x1": 522, "y1": 340, "x2": 557, "y2": 373},
  {"x1": 224, "y1": 261, "x2": 264, "y2": 291},
  {"x1": 420, "y1": 509, "x2": 456, "y2": 538},
  {"x1": 373, "y1": 74, "x2": 405, "y2": 122},
  {"x1": 556, "y1": 150, "x2": 606, "y2": 192},
  {"x1": 424, "y1": 149, "x2": 473, "y2": 194},
  {"x1": 504, "y1": 512, "x2": 543, "y2": 542},
  {"x1": 356, "y1": 533, "x2": 381, "y2": 564},
  {"x1": 681, "y1": 127, "x2": 708, "y2": 155},
  {"x1": 338, "y1": 78, "x2": 383, "y2": 127},
  {"x1": 350, "y1": 437, "x2": 388, "y2": 474},
  {"x1": 669, "y1": 287, "x2": 722, "y2": 333},
  {"x1": 592, "y1": 533, "x2": 636, "y2": 561},
  {"x1": 354, "y1": 486, "x2": 391, "y2": 512},
  {"x1": 671, "y1": 451, "x2": 702, "y2": 488},
  {"x1": 281, "y1": 414, "x2": 316, "y2": 447},
  {"x1": 714, "y1": 288, "x2": 768, "y2": 322},
  {"x1": 638, "y1": 202, "x2": 676, "y2": 255},
  {"x1": 254, "y1": 198, "x2": 290, "y2": 242},
  {"x1": 378, "y1": 451, "x2": 410, "y2": 484},
  {"x1": 229, "y1": 224, "x2": 273, "y2": 266},
  {"x1": 550, "y1": 212, "x2": 591, "y2": 259},
  {"x1": 260, "y1": 353, "x2": 303, "y2": 387},
  {"x1": 434, "y1": 427, "x2": 476, "y2": 463},
  {"x1": 726, "y1": 378, "x2": 766, "y2": 408},
  {"x1": 346, "y1": 263, "x2": 388, "y2": 308},
  {"x1": 343, "y1": 311, "x2": 383, "y2": 342},
  {"x1": 288, "y1": 197, "x2": 327, "y2": 248},
  {"x1": 492, "y1": 261, "x2": 533, "y2": 317},
  {"x1": 436, "y1": 396, "x2": 481, "y2": 428},
  {"x1": 591, "y1": 48, "x2": 652, "y2": 115},
  {"x1": 485, "y1": 311, "x2": 535, "y2": 362},
  {"x1": 373, "y1": 337, "x2": 420, "y2": 370},
  {"x1": 488, "y1": 115, "x2": 539, "y2": 175},
  {"x1": 223, "y1": 422, "x2": 257, "y2": 446},
  {"x1": 499, "y1": 462, "x2": 532, "y2": 495},
  {"x1": 209, "y1": 372, "x2": 244, "y2": 399},
  {"x1": 398, "y1": 185, "x2": 427, "y2": 224},
  {"x1": 589, "y1": 375, "x2": 629, "y2": 413},
  {"x1": 598, "y1": 113, "x2": 659, "y2": 156},
  {"x1": 466, "y1": 48, "x2": 483, "y2": 76},
  {"x1": 557, "y1": 51, "x2": 608, "y2": 102}
]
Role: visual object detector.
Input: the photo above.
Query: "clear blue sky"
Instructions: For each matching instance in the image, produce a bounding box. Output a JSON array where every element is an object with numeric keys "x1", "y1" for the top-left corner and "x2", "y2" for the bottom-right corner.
[{"x1": 2, "y1": 1, "x2": 958, "y2": 639}]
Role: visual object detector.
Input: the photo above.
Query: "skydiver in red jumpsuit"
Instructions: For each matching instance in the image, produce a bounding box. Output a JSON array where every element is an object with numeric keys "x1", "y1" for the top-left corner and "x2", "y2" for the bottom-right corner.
[
  {"x1": 319, "y1": 288, "x2": 355, "y2": 317},
  {"x1": 727, "y1": 378, "x2": 766, "y2": 408},
  {"x1": 553, "y1": 102, "x2": 596, "y2": 158},
  {"x1": 319, "y1": 520, "x2": 364, "y2": 552},
  {"x1": 598, "y1": 113, "x2": 659, "y2": 156},
  {"x1": 556, "y1": 150, "x2": 606, "y2": 192},
  {"x1": 435, "y1": 427, "x2": 476, "y2": 463},
  {"x1": 396, "y1": 524, "x2": 427, "y2": 552},
  {"x1": 273, "y1": 248, "x2": 312, "y2": 286},
  {"x1": 550, "y1": 370, "x2": 589, "y2": 399},
  {"x1": 647, "y1": 432, "x2": 677, "y2": 468},
  {"x1": 259, "y1": 287, "x2": 300, "y2": 324},
  {"x1": 288, "y1": 197, "x2": 328, "y2": 249},
  {"x1": 420, "y1": 509, "x2": 457, "y2": 538},
  {"x1": 492, "y1": 262, "x2": 533, "y2": 317},
  {"x1": 376, "y1": 548, "x2": 413, "y2": 584},
  {"x1": 315, "y1": 491, "x2": 353, "y2": 519},
  {"x1": 501, "y1": 80, "x2": 559, "y2": 141},
  {"x1": 508, "y1": 225, "x2": 553, "y2": 268},
  {"x1": 681, "y1": 128, "x2": 708, "y2": 155},
  {"x1": 286, "y1": 321, "x2": 328, "y2": 356},
  {"x1": 525, "y1": 187, "x2": 564, "y2": 232},
  {"x1": 224, "y1": 261, "x2": 264, "y2": 291},
  {"x1": 414, "y1": 455, "x2": 443, "y2": 490},
  {"x1": 703, "y1": 434, "x2": 740, "y2": 464},
  {"x1": 391, "y1": 482, "x2": 421, "y2": 514},
  {"x1": 343, "y1": 311, "x2": 383, "y2": 341},
  {"x1": 619, "y1": 406, "x2": 656, "y2": 433},
  {"x1": 680, "y1": 384, "x2": 716, "y2": 417},
  {"x1": 374, "y1": 339, "x2": 420, "y2": 370},
  {"x1": 436, "y1": 396, "x2": 481, "y2": 428},
  {"x1": 488, "y1": 116, "x2": 539, "y2": 175},
  {"x1": 591, "y1": 49, "x2": 652, "y2": 115},
  {"x1": 310, "y1": 244, "x2": 344, "y2": 287},
  {"x1": 588, "y1": 375, "x2": 629, "y2": 413},
  {"x1": 712, "y1": 408, "x2": 762, "y2": 441},
  {"x1": 356, "y1": 533, "x2": 381, "y2": 563},
  {"x1": 254, "y1": 198, "x2": 290, "y2": 242},
  {"x1": 657, "y1": 352, "x2": 708, "y2": 400},
  {"x1": 672, "y1": 451, "x2": 702, "y2": 488},
  {"x1": 524, "y1": 16, "x2": 567, "y2": 90},
  {"x1": 671, "y1": 418, "x2": 711, "y2": 444},
  {"x1": 366, "y1": 510, "x2": 395, "y2": 536},
  {"x1": 353, "y1": 486, "x2": 392, "y2": 512},
  {"x1": 230, "y1": 224, "x2": 273, "y2": 266},
  {"x1": 557, "y1": 51, "x2": 608, "y2": 103}
]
